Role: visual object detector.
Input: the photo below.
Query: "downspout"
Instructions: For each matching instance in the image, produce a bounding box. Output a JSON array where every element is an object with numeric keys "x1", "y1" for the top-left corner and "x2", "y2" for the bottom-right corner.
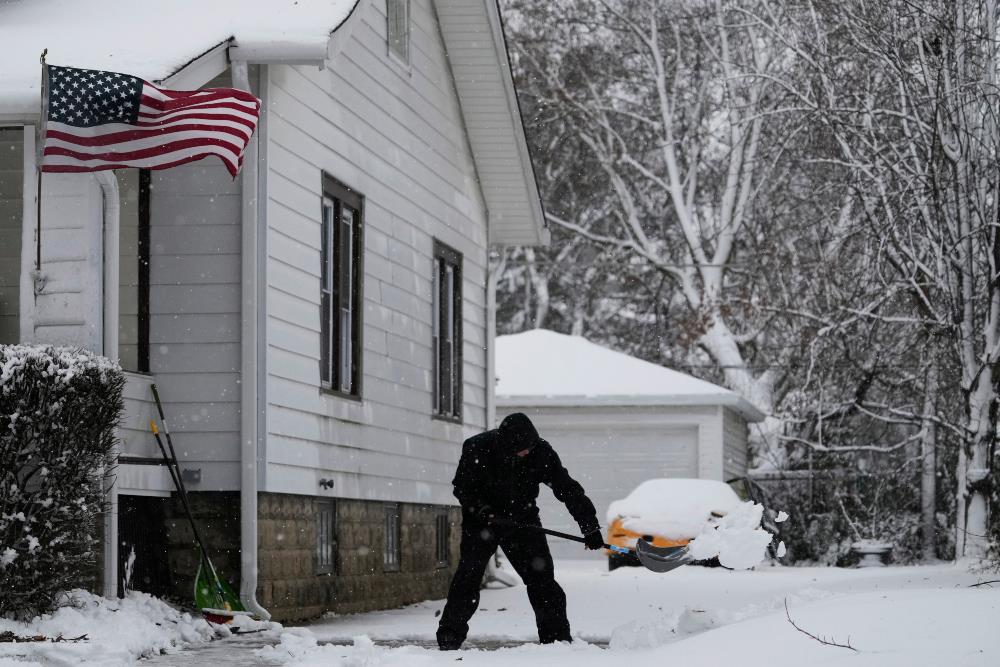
[
  {"x1": 231, "y1": 59, "x2": 270, "y2": 620},
  {"x1": 94, "y1": 170, "x2": 119, "y2": 598},
  {"x1": 486, "y1": 249, "x2": 501, "y2": 428},
  {"x1": 19, "y1": 126, "x2": 38, "y2": 341}
]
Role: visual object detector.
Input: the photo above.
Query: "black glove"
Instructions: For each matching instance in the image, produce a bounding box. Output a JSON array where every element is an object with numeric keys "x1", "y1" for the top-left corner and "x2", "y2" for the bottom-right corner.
[
  {"x1": 475, "y1": 505, "x2": 497, "y2": 525},
  {"x1": 583, "y1": 529, "x2": 604, "y2": 550}
]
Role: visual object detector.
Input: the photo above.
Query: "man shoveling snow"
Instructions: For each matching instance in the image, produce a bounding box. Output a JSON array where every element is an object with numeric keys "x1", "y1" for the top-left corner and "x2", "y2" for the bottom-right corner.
[{"x1": 436, "y1": 413, "x2": 605, "y2": 650}]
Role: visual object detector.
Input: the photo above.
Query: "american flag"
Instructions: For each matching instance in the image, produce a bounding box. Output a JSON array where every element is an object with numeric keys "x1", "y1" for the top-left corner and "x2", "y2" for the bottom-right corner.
[{"x1": 41, "y1": 65, "x2": 261, "y2": 177}]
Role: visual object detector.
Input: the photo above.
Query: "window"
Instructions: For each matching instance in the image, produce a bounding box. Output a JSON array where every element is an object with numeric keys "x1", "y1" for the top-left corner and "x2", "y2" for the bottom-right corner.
[
  {"x1": 435, "y1": 511, "x2": 450, "y2": 568},
  {"x1": 432, "y1": 241, "x2": 462, "y2": 420},
  {"x1": 386, "y1": 0, "x2": 410, "y2": 64},
  {"x1": 320, "y1": 175, "x2": 363, "y2": 396},
  {"x1": 117, "y1": 169, "x2": 150, "y2": 373},
  {"x1": 315, "y1": 499, "x2": 337, "y2": 575},
  {"x1": 0, "y1": 127, "x2": 24, "y2": 345},
  {"x1": 384, "y1": 503, "x2": 401, "y2": 572}
]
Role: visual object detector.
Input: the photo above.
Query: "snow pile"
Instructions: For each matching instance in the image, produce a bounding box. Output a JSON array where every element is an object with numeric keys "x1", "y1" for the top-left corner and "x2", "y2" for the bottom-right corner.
[
  {"x1": 608, "y1": 588, "x2": 832, "y2": 651},
  {"x1": 687, "y1": 501, "x2": 774, "y2": 569},
  {"x1": 607, "y1": 479, "x2": 742, "y2": 539},
  {"x1": 0, "y1": 589, "x2": 214, "y2": 665}
]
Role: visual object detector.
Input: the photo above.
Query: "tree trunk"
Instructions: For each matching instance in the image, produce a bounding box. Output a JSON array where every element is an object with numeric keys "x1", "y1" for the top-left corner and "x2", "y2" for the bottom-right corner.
[
  {"x1": 958, "y1": 375, "x2": 995, "y2": 559},
  {"x1": 920, "y1": 360, "x2": 938, "y2": 561}
]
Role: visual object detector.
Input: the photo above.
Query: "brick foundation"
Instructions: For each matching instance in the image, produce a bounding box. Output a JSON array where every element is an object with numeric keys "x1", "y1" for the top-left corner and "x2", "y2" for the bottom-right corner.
[
  {"x1": 135, "y1": 491, "x2": 459, "y2": 622},
  {"x1": 257, "y1": 493, "x2": 461, "y2": 622}
]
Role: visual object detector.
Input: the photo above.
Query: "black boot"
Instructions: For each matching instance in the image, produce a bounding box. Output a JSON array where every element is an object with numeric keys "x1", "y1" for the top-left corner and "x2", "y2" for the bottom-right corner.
[{"x1": 437, "y1": 628, "x2": 463, "y2": 651}]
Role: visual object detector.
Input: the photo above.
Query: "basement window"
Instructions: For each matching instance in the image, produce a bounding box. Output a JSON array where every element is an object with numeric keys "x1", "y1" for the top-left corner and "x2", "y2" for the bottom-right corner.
[
  {"x1": 315, "y1": 498, "x2": 337, "y2": 576},
  {"x1": 435, "y1": 510, "x2": 450, "y2": 568},
  {"x1": 384, "y1": 503, "x2": 401, "y2": 572}
]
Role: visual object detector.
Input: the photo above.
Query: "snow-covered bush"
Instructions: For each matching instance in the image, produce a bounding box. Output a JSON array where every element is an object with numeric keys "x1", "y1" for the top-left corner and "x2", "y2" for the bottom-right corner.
[{"x1": 0, "y1": 345, "x2": 124, "y2": 618}]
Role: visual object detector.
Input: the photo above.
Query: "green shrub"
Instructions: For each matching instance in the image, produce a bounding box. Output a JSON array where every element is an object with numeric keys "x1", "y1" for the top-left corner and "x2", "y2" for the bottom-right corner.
[{"x1": 0, "y1": 345, "x2": 124, "y2": 618}]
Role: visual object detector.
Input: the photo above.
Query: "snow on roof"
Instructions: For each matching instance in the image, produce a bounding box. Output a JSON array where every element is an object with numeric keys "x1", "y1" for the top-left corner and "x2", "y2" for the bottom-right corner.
[
  {"x1": 606, "y1": 478, "x2": 742, "y2": 539},
  {"x1": 495, "y1": 329, "x2": 765, "y2": 421},
  {"x1": 0, "y1": 0, "x2": 358, "y2": 116}
]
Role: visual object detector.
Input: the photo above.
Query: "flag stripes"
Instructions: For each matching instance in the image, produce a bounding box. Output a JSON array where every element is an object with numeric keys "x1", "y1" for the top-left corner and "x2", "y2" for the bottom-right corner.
[{"x1": 41, "y1": 65, "x2": 260, "y2": 177}]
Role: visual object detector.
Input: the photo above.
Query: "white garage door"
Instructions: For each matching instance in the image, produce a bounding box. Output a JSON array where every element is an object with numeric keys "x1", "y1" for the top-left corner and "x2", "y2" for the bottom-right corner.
[{"x1": 533, "y1": 426, "x2": 699, "y2": 559}]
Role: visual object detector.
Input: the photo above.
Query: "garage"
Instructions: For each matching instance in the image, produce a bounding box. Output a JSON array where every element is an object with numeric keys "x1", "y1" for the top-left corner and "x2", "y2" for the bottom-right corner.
[{"x1": 494, "y1": 329, "x2": 765, "y2": 559}]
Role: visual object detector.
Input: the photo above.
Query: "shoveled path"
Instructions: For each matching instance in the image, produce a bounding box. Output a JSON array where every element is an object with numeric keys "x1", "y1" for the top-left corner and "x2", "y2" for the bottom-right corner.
[{"x1": 139, "y1": 635, "x2": 587, "y2": 665}]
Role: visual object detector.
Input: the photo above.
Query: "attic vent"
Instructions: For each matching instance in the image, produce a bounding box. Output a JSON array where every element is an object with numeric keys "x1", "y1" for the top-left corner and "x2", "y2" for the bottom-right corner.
[{"x1": 386, "y1": 0, "x2": 410, "y2": 64}]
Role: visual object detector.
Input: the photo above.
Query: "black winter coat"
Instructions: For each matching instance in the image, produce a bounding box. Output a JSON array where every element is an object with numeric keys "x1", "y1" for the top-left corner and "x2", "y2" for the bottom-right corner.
[{"x1": 452, "y1": 414, "x2": 600, "y2": 535}]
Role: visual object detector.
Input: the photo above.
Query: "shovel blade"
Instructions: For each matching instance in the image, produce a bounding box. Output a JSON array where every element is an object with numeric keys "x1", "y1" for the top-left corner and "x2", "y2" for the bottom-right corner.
[{"x1": 635, "y1": 539, "x2": 691, "y2": 574}]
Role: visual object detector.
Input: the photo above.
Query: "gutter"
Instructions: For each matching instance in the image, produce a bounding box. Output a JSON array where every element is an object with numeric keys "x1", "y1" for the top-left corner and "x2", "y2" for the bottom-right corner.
[{"x1": 94, "y1": 171, "x2": 120, "y2": 598}]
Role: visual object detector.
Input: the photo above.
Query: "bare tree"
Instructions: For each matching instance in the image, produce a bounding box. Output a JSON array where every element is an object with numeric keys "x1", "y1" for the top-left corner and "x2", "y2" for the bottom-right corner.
[
  {"x1": 507, "y1": 0, "x2": 824, "y2": 442},
  {"x1": 774, "y1": 0, "x2": 1000, "y2": 557}
]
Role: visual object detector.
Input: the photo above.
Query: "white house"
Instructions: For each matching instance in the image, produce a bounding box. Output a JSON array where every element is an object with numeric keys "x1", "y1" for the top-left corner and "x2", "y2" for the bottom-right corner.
[
  {"x1": 0, "y1": 0, "x2": 547, "y2": 620},
  {"x1": 495, "y1": 329, "x2": 765, "y2": 558}
]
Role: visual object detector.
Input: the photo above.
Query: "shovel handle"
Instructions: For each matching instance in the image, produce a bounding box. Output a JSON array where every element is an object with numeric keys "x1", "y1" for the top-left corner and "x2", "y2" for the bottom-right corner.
[{"x1": 509, "y1": 523, "x2": 630, "y2": 554}]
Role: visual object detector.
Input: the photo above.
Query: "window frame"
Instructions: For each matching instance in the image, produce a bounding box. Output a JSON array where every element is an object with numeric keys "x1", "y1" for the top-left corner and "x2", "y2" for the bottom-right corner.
[
  {"x1": 432, "y1": 240, "x2": 463, "y2": 422},
  {"x1": 320, "y1": 174, "x2": 364, "y2": 399},
  {"x1": 315, "y1": 498, "x2": 338, "y2": 576},
  {"x1": 435, "y1": 510, "x2": 450, "y2": 568},
  {"x1": 136, "y1": 169, "x2": 151, "y2": 373},
  {"x1": 383, "y1": 503, "x2": 401, "y2": 573},
  {"x1": 386, "y1": 0, "x2": 410, "y2": 65}
]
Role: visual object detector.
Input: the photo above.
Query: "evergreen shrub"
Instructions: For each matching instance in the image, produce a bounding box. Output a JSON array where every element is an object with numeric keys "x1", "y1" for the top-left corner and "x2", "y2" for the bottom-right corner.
[{"x1": 0, "y1": 345, "x2": 123, "y2": 618}]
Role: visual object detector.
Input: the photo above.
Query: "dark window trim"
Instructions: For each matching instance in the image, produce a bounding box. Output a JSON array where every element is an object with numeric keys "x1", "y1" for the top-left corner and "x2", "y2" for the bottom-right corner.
[
  {"x1": 386, "y1": 0, "x2": 410, "y2": 65},
  {"x1": 383, "y1": 502, "x2": 401, "y2": 573},
  {"x1": 320, "y1": 173, "x2": 365, "y2": 398},
  {"x1": 137, "y1": 169, "x2": 151, "y2": 374},
  {"x1": 432, "y1": 239, "x2": 463, "y2": 421},
  {"x1": 315, "y1": 497, "x2": 338, "y2": 576}
]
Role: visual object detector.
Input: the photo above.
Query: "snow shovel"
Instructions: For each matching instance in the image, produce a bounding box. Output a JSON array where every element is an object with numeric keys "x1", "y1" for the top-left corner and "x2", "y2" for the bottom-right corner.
[
  {"x1": 634, "y1": 539, "x2": 692, "y2": 574},
  {"x1": 506, "y1": 521, "x2": 690, "y2": 573},
  {"x1": 150, "y1": 385, "x2": 248, "y2": 623}
]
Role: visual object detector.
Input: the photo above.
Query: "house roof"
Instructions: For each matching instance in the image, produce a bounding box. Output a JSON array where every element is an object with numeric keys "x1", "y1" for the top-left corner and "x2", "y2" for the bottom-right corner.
[
  {"x1": 0, "y1": 0, "x2": 548, "y2": 246},
  {"x1": 495, "y1": 329, "x2": 766, "y2": 422},
  {"x1": 0, "y1": 0, "x2": 357, "y2": 115}
]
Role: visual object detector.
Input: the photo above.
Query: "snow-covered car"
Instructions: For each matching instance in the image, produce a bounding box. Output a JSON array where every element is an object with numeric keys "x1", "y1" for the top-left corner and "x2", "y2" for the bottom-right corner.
[{"x1": 604, "y1": 478, "x2": 771, "y2": 570}]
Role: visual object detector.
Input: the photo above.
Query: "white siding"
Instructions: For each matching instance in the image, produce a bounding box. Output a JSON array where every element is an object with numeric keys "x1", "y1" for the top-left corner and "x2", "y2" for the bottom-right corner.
[
  {"x1": 723, "y1": 407, "x2": 749, "y2": 479},
  {"x1": 145, "y1": 143, "x2": 243, "y2": 489},
  {"x1": 264, "y1": 0, "x2": 489, "y2": 504},
  {"x1": 30, "y1": 173, "x2": 104, "y2": 350},
  {"x1": 0, "y1": 127, "x2": 21, "y2": 344}
]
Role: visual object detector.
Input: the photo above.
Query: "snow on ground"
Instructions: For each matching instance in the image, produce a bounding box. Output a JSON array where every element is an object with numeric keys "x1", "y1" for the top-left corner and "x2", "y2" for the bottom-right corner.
[
  {"x1": 0, "y1": 589, "x2": 276, "y2": 666},
  {"x1": 260, "y1": 559, "x2": 999, "y2": 666}
]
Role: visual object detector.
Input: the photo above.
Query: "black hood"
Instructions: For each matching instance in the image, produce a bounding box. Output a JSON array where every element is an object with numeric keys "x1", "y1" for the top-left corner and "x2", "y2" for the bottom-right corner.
[{"x1": 498, "y1": 412, "x2": 540, "y2": 455}]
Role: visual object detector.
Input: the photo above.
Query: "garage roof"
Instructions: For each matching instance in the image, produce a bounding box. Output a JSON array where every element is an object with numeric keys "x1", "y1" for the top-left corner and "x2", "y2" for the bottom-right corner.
[{"x1": 495, "y1": 329, "x2": 766, "y2": 422}]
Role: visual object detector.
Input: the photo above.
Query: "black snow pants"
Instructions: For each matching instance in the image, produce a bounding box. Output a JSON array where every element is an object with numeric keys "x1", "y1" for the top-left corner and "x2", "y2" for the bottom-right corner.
[{"x1": 437, "y1": 522, "x2": 570, "y2": 647}]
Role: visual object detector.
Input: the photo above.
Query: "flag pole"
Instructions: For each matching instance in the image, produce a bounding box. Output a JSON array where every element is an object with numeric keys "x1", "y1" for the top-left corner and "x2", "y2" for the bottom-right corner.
[{"x1": 36, "y1": 49, "x2": 48, "y2": 273}]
